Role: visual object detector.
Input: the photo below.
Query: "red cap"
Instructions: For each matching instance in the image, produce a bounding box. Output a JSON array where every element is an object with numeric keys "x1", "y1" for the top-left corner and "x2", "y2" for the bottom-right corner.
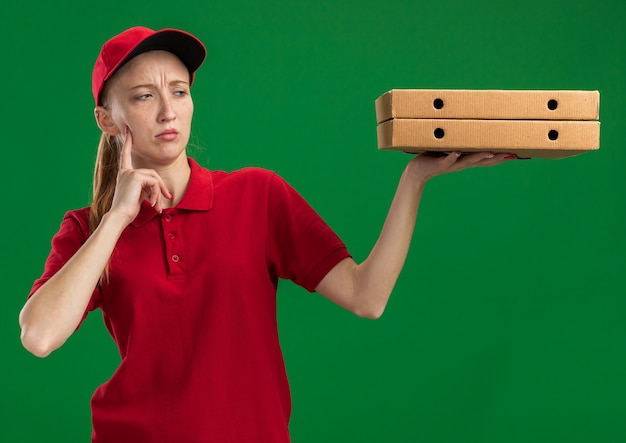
[{"x1": 92, "y1": 26, "x2": 206, "y2": 106}]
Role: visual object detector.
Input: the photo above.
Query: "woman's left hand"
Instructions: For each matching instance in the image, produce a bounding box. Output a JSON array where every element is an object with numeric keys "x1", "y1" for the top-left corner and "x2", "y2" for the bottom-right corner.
[{"x1": 405, "y1": 151, "x2": 516, "y2": 186}]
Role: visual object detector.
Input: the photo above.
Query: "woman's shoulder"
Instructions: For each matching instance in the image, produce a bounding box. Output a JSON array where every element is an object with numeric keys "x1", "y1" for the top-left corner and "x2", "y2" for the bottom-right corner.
[
  {"x1": 63, "y1": 206, "x2": 91, "y2": 221},
  {"x1": 44, "y1": 207, "x2": 92, "y2": 244},
  {"x1": 208, "y1": 167, "x2": 302, "y2": 204},
  {"x1": 61, "y1": 206, "x2": 91, "y2": 230},
  {"x1": 191, "y1": 158, "x2": 282, "y2": 184},
  {"x1": 211, "y1": 166, "x2": 277, "y2": 180},
  {"x1": 210, "y1": 166, "x2": 282, "y2": 190}
]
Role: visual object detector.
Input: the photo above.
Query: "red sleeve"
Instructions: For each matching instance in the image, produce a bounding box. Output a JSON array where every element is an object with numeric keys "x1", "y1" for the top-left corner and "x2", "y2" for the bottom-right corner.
[
  {"x1": 29, "y1": 208, "x2": 103, "y2": 328},
  {"x1": 266, "y1": 173, "x2": 351, "y2": 292}
]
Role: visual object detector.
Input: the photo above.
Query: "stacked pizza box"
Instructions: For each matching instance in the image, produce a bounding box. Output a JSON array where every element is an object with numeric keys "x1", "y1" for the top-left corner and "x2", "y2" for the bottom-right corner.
[{"x1": 375, "y1": 90, "x2": 600, "y2": 159}]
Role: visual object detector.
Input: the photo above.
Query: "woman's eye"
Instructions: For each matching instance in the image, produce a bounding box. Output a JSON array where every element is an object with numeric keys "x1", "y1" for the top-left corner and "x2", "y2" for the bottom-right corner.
[
  {"x1": 135, "y1": 93, "x2": 151, "y2": 101},
  {"x1": 174, "y1": 90, "x2": 187, "y2": 97}
]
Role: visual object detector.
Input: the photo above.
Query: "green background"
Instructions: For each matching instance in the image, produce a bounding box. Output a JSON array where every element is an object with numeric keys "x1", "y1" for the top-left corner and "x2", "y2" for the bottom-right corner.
[{"x1": 2, "y1": 0, "x2": 624, "y2": 441}]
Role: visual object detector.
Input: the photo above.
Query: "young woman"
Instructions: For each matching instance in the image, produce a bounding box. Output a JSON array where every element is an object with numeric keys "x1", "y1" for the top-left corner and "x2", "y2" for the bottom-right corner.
[{"x1": 19, "y1": 27, "x2": 512, "y2": 442}]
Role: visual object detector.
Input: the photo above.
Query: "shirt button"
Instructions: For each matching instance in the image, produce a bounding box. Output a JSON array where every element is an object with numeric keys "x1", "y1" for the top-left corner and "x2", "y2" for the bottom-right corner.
[
  {"x1": 168, "y1": 233, "x2": 176, "y2": 240},
  {"x1": 171, "y1": 254, "x2": 180, "y2": 263},
  {"x1": 164, "y1": 214, "x2": 172, "y2": 222}
]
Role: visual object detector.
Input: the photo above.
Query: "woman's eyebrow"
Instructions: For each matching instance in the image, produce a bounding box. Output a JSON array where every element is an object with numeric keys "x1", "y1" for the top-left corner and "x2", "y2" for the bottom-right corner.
[{"x1": 128, "y1": 80, "x2": 190, "y2": 90}]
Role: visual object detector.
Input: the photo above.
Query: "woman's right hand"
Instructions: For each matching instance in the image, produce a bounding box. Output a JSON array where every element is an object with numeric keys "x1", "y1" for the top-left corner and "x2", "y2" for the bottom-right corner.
[{"x1": 109, "y1": 127, "x2": 172, "y2": 225}]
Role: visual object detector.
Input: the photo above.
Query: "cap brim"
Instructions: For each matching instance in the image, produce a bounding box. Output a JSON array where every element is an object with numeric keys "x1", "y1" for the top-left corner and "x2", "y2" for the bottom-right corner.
[{"x1": 107, "y1": 29, "x2": 206, "y2": 86}]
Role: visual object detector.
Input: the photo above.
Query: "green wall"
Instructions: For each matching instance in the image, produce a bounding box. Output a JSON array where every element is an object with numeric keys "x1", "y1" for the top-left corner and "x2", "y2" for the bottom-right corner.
[{"x1": 2, "y1": 0, "x2": 624, "y2": 441}]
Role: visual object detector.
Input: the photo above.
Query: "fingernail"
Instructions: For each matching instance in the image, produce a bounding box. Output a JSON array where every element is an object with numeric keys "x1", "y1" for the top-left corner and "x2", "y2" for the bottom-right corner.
[
  {"x1": 169, "y1": 192, "x2": 174, "y2": 199},
  {"x1": 504, "y1": 155, "x2": 518, "y2": 159},
  {"x1": 454, "y1": 151, "x2": 461, "y2": 157},
  {"x1": 125, "y1": 126, "x2": 129, "y2": 134}
]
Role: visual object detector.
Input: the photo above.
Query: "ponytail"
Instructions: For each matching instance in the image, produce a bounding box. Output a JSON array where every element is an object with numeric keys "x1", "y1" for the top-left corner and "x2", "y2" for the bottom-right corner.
[{"x1": 89, "y1": 132, "x2": 123, "y2": 282}]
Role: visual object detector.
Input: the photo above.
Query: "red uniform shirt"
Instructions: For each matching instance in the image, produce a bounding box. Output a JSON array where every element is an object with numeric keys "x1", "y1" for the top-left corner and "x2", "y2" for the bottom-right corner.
[{"x1": 30, "y1": 158, "x2": 351, "y2": 442}]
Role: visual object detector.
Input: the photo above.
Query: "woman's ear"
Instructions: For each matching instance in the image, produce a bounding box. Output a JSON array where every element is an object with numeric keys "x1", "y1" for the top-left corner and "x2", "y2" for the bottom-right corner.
[{"x1": 94, "y1": 106, "x2": 121, "y2": 136}]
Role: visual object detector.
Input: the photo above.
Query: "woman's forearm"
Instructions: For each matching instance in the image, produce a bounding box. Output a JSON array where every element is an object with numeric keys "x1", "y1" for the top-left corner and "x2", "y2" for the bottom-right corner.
[
  {"x1": 316, "y1": 165, "x2": 425, "y2": 319},
  {"x1": 352, "y1": 167, "x2": 425, "y2": 317},
  {"x1": 316, "y1": 152, "x2": 509, "y2": 318},
  {"x1": 19, "y1": 212, "x2": 127, "y2": 357}
]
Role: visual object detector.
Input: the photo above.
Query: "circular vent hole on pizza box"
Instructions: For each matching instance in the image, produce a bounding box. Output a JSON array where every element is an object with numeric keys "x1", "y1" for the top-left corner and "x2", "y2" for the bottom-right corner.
[
  {"x1": 433, "y1": 98, "x2": 444, "y2": 109},
  {"x1": 434, "y1": 128, "x2": 445, "y2": 139},
  {"x1": 548, "y1": 130, "x2": 559, "y2": 140},
  {"x1": 547, "y1": 99, "x2": 558, "y2": 110}
]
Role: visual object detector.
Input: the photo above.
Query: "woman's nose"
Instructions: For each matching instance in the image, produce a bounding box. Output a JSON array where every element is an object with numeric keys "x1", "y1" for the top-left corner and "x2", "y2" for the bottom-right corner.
[{"x1": 158, "y1": 97, "x2": 176, "y2": 122}]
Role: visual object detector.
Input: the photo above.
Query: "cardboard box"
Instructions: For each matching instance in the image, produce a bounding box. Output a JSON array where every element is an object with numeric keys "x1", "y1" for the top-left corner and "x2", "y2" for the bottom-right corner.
[
  {"x1": 377, "y1": 119, "x2": 600, "y2": 159},
  {"x1": 375, "y1": 90, "x2": 600, "y2": 123}
]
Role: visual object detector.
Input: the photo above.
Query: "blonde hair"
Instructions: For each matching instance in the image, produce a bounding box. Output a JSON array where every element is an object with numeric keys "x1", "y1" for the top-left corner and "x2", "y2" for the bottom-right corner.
[
  {"x1": 89, "y1": 129, "x2": 123, "y2": 282},
  {"x1": 89, "y1": 132, "x2": 122, "y2": 233}
]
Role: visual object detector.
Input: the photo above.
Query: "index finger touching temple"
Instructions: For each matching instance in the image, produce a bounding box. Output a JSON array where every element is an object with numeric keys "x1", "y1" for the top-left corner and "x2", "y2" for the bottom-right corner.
[{"x1": 120, "y1": 126, "x2": 134, "y2": 170}]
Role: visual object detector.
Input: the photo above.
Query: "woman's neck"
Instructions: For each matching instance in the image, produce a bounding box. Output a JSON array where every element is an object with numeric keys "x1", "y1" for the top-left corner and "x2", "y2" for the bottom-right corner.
[{"x1": 151, "y1": 155, "x2": 192, "y2": 209}]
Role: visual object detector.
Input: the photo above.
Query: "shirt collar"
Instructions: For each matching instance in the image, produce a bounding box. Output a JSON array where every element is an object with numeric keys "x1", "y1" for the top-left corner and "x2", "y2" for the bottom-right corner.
[{"x1": 131, "y1": 157, "x2": 214, "y2": 227}]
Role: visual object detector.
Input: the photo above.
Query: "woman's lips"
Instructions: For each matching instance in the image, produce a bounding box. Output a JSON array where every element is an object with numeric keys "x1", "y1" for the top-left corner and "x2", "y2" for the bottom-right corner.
[{"x1": 156, "y1": 129, "x2": 179, "y2": 141}]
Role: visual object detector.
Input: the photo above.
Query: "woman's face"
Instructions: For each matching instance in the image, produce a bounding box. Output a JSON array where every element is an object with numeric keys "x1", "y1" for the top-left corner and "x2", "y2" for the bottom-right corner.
[{"x1": 101, "y1": 50, "x2": 194, "y2": 168}]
